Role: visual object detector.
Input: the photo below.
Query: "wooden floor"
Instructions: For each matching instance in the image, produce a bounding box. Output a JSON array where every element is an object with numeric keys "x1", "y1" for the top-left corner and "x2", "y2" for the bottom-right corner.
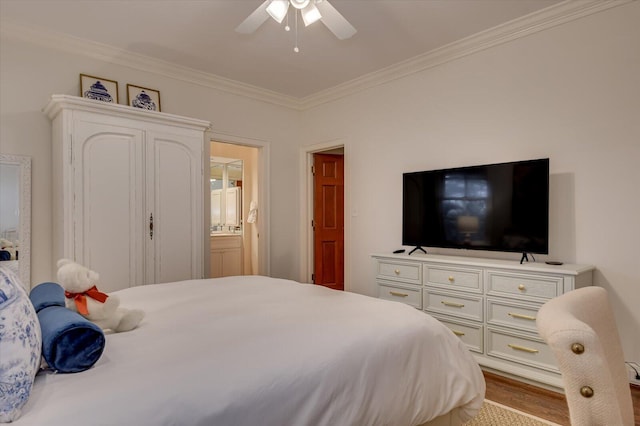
[{"x1": 483, "y1": 371, "x2": 640, "y2": 425}]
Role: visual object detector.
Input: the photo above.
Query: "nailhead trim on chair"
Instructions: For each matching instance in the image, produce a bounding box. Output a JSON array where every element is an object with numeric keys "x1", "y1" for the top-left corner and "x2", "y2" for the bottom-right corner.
[
  {"x1": 571, "y1": 343, "x2": 585, "y2": 354},
  {"x1": 580, "y1": 386, "x2": 594, "y2": 398}
]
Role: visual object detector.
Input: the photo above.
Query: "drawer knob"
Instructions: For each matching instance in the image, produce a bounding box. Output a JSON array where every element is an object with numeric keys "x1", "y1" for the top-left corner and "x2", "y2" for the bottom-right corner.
[
  {"x1": 518, "y1": 284, "x2": 526, "y2": 291},
  {"x1": 448, "y1": 276, "x2": 455, "y2": 282},
  {"x1": 394, "y1": 269, "x2": 400, "y2": 275},
  {"x1": 452, "y1": 330, "x2": 465, "y2": 337},
  {"x1": 389, "y1": 291, "x2": 408, "y2": 298},
  {"x1": 580, "y1": 386, "x2": 594, "y2": 398}
]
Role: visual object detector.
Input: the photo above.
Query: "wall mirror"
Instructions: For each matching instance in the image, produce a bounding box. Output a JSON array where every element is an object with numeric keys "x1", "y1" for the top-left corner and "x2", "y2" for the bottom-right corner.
[{"x1": 0, "y1": 154, "x2": 31, "y2": 288}]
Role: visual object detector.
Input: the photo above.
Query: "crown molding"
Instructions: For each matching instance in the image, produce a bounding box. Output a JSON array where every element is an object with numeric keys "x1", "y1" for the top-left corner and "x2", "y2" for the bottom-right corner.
[
  {"x1": 1, "y1": 0, "x2": 631, "y2": 111},
  {"x1": 43, "y1": 95, "x2": 211, "y2": 130},
  {"x1": 0, "y1": 20, "x2": 301, "y2": 110},
  {"x1": 299, "y1": 0, "x2": 632, "y2": 109}
]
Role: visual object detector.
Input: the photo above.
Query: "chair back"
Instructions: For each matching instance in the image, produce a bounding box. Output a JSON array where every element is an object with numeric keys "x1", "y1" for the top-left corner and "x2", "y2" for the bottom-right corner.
[{"x1": 537, "y1": 286, "x2": 634, "y2": 426}]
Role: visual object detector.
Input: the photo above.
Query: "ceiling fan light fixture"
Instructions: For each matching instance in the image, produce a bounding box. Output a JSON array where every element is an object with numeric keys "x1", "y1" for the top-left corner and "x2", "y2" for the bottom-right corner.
[
  {"x1": 237, "y1": 0, "x2": 355, "y2": 46},
  {"x1": 266, "y1": 0, "x2": 289, "y2": 23},
  {"x1": 301, "y1": 4, "x2": 321, "y2": 26},
  {"x1": 290, "y1": 0, "x2": 310, "y2": 9}
]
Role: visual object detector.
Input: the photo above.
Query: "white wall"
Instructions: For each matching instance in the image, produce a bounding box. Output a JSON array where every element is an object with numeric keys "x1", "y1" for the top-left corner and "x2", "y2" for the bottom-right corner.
[
  {"x1": 302, "y1": 2, "x2": 640, "y2": 361},
  {"x1": 0, "y1": 33, "x2": 302, "y2": 285}
]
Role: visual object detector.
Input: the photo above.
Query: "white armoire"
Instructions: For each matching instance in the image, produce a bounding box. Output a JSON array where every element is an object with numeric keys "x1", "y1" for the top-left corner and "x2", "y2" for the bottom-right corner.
[{"x1": 45, "y1": 95, "x2": 210, "y2": 292}]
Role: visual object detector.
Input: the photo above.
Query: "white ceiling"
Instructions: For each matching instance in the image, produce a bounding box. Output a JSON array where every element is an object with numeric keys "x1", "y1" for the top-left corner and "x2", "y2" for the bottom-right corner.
[{"x1": 1, "y1": 0, "x2": 567, "y2": 99}]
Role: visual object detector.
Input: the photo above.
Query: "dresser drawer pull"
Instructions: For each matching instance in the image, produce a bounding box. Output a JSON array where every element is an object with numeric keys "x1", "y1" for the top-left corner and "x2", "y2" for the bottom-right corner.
[
  {"x1": 508, "y1": 344, "x2": 539, "y2": 354},
  {"x1": 508, "y1": 312, "x2": 536, "y2": 321},
  {"x1": 441, "y1": 301, "x2": 465, "y2": 308},
  {"x1": 389, "y1": 291, "x2": 408, "y2": 297},
  {"x1": 394, "y1": 269, "x2": 400, "y2": 275},
  {"x1": 448, "y1": 276, "x2": 455, "y2": 282},
  {"x1": 518, "y1": 284, "x2": 526, "y2": 291},
  {"x1": 452, "y1": 330, "x2": 465, "y2": 337}
]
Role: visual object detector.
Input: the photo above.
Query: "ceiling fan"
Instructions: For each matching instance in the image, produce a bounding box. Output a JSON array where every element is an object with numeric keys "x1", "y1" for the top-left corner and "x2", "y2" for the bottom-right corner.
[{"x1": 236, "y1": 0, "x2": 356, "y2": 42}]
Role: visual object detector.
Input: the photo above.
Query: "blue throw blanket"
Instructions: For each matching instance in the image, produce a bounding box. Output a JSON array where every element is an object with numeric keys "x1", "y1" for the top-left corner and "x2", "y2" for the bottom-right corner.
[{"x1": 29, "y1": 282, "x2": 105, "y2": 373}]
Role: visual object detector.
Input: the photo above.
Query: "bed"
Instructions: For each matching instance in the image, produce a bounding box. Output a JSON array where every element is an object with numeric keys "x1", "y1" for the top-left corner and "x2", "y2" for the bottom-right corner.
[{"x1": 14, "y1": 275, "x2": 485, "y2": 425}]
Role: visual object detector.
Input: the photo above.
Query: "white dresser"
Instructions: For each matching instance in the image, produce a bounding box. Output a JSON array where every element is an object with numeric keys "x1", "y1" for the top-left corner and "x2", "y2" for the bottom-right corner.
[
  {"x1": 45, "y1": 95, "x2": 210, "y2": 291},
  {"x1": 372, "y1": 253, "x2": 594, "y2": 389}
]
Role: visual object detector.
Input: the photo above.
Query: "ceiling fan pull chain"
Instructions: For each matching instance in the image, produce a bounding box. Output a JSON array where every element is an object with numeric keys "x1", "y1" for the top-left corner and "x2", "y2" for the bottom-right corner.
[{"x1": 294, "y1": 9, "x2": 300, "y2": 53}]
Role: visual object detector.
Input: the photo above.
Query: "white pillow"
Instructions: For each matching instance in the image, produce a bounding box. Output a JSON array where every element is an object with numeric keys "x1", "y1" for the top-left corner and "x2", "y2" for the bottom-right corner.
[{"x1": 0, "y1": 267, "x2": 42, "y2": 422}]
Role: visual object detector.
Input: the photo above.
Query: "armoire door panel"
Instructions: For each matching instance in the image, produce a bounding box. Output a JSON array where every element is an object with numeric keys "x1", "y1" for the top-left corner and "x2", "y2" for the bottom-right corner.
[
  {"x1": 73, "y1": 122, "x2": 145, "y2": 292},
  {"x1": 146, "y1": 133, "x2": 203, "y2": 285}
]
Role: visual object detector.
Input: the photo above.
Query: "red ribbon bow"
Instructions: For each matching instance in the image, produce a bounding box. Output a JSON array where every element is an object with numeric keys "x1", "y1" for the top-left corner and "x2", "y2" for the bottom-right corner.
[{"x1": 64, "y1": 286, "x2": 109, "y2": 316}]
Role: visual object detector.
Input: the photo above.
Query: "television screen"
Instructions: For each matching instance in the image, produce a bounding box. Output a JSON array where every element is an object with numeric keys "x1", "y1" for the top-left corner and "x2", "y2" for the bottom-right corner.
[{"x1": 402, "y1": 158, "x2": 549, "y2": 255}]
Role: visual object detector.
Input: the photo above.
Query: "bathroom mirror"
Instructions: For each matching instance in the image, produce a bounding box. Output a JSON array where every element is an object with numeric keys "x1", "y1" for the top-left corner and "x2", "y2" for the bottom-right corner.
[
  {"x1": 0, "y1": 154, "x2": 31, "y2": 288},
  {"x1": 210, "y1": 158, "x2": 243, "y2": 232}
]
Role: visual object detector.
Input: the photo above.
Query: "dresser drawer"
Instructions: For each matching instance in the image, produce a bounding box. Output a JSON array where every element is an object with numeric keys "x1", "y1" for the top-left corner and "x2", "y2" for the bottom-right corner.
[
  {"x1": 486, "y1": 298, "x2": 540, "y2": 333},
  {"x1": 425, "y1": 265, "x2": 482, "y2": 293},
  {"x1": 376, "y1": 260, "x2": 421, "y2": 285},
  {"x1": 432, "y1": 315, "x2": 483, "y2": 354},
  {"x1": 487, "y1": 271, "x2": 562, "y2": 301},
  {"x1": 424, "y1": 290, "x2": 483, "y2": 322},
  {"x1": 377, "y1": 281, "x2": 422, "y2": 309},
  {"x1": 487, "y1": 328, "x2": 558, "y2": 373}
]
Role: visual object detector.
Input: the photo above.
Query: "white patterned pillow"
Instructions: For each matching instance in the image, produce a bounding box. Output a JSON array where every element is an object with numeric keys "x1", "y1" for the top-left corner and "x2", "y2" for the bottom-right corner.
[{"x1": 0, "y1": 267, "x2": 42, "y2": 422}]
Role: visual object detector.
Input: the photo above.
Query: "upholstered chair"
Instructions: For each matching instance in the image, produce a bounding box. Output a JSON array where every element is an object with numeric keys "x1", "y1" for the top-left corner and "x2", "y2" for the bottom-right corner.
[{"x1": 537, "y1": 286, "x2": 634, "y2": 426}]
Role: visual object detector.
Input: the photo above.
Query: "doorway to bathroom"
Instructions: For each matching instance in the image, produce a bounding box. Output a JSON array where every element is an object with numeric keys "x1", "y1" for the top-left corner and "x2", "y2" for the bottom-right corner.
[{"x1": 208, "y1": 140, "x2": 263, "y2": 278}]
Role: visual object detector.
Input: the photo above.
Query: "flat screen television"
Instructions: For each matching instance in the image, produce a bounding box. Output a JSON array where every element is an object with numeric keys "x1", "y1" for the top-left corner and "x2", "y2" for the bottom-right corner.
[{"x1": 402, "y1": 158, "x2": 549, "y2": 256}]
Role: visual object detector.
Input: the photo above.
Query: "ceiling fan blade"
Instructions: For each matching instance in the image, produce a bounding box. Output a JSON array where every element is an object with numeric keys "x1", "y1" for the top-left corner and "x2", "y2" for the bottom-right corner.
[
  {"x1": 235, "y1": 0, "x2": 271, "y2": 34},
  {"x1": 316, "y1": 1, "x2": 356, "y2": 40}
]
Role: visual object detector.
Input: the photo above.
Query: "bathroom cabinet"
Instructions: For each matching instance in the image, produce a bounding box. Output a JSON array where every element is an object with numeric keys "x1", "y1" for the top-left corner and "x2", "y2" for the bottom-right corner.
[{"x1": 210, "y1": 235, "x2": 242, "y2": 277}]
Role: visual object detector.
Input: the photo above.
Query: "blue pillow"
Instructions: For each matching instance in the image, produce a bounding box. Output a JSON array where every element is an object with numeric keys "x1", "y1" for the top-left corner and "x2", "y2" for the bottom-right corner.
[
  {"x1": 0, "y1": 268, "x2": 42, "y2": 422},
  {"x1": 37, "y1": 305, "x2": 106, "y2": 373},
  {"x1": 29, "y1": 281, "x2": 65, "y2": 313},
  {"x1": 29, "y1": 282, "x2": 106, "y2": 373}
]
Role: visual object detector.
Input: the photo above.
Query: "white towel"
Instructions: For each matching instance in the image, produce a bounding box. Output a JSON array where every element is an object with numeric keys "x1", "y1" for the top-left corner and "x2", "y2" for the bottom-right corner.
[{"x1": 247, "y1": 201, "x2": 258, "y2": 223}]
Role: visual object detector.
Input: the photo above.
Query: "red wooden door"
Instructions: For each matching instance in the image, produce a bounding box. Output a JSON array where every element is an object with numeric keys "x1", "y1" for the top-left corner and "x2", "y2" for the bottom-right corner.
[{"x1": 313, "y1": 153, "x2": 344, "y2": 291}]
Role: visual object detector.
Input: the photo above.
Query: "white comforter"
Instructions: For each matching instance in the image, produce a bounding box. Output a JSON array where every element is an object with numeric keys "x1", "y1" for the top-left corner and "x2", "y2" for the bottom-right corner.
[{"x1": 18, "y1": 276, "x2": 485, "y2": 426}]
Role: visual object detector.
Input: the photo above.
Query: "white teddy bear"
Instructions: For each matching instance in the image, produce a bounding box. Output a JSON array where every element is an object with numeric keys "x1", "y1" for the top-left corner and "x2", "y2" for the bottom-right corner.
[
  {"x1": 0, "y1": 238, "x2": 17, "y2": 260},
  {"x1": 57, "y1": 259, "x2": 144, "y2": 333}
]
